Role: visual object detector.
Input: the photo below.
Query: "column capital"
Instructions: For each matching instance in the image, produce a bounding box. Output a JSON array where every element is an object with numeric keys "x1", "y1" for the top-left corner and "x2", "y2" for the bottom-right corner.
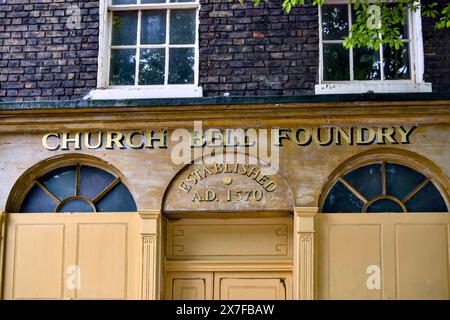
[
  {"x1": 138, "y1": 210, "x2": 161, "y2": 220},
  {"x1": 294, "y1": 207, "x2": 319, "y2": 217}
]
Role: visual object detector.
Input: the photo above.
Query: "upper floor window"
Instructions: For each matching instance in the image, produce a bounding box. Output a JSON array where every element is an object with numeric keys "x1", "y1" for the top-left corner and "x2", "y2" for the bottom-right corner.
[
  {"x1": 92, "y1": 0, "x2": 202, "y2": 99},
  {"x1": 316, "y1": 1, "x2": 431, "y2": 94}
]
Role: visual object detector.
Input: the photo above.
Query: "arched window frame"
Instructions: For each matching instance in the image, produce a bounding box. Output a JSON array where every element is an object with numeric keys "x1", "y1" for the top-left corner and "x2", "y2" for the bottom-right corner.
[
  {"x1": 6, "y1": 154, "x2": 137, "y2": 214},
  {"x1": 319, "y1": 149, "x2": 450, "y2": 213}
]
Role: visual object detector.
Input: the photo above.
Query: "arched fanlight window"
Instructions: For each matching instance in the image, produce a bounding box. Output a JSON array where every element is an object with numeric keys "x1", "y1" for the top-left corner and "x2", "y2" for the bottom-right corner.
[
  {"x1": 322, "y1": 161, "x2": 449, "y2": 213},
  {"x1": 20, "y1": 163, "x2": 137, "y2": 213}
]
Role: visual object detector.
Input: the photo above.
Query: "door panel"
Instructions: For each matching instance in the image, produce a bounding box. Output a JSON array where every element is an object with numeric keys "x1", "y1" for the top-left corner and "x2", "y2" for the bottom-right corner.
[
  {"x1": 12, "y1": 224, "x2": 65, "y2": 299},
  {"x1": 76, "y1": 223, "x2": 129, "y2": 299},
  {"x1": 218, "y1": 278, "x2": 286, "y2": 300},
  {"x1": 165, "y1": 272, "x2": 213, "y2": 300},
  {"x1": 3, "y1": 213, "x2": 139, "y2": 300},
  {"x1": 319, "y1": 213, "x2": 450, "y2": 300},
  {"x1": 214, "y1": 272, "x2": 290, "y2": 300}
]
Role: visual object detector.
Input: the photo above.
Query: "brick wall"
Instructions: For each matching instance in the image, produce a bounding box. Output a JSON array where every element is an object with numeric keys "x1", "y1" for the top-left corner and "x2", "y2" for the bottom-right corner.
[
  {"x1": 422, "y1": 0, "x2": 450, "y2": 92},
  {"x1": 0, "y1": 0, "x2": 98, "y2": 102},
  {"x1": 198, "y1": 0, "x2": 319, "y2": 97},
  {"x1": 0, "y1": 0, "x2": 449, "y2": 102}
]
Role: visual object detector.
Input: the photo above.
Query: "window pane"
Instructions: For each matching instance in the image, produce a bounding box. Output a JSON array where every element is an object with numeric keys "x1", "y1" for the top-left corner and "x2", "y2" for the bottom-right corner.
[
  {"x1": 109, "y1": 49, "x2": 136, "y2": 85},
  {"x1": 59, "y1": 199, "x2": 95, "y2": 213},
  {"x1": 386, "y1": 163, "x2": 426, "y2": 201},
  {"x1": 97, "y1": 182, "x2": 137, "y2": 212},
  {"x1": 112, "y1": 0, "x2": 137, "y2": 4},
  {"x1": 323, "y1": 44, "x2": 349, "y2": 81},
  {"x1": 171, "y1": 0, "x2": 196, "y2": 2},
  {"x1": 405, "y1": 182, "x2": 448, "y2": 212},
  {"x1": 142, "y1": 0, "x2": 166, "y2": 3},
  {"x1": 366, "y1": 198, "x2": 404, "y2": 213},
  {"x1": 79, "y1": 166, "x2": 116, "y2": 200},
  {"x1": 141, "y1": 10, "x2": 166, "y2": 45},
  {"x1": 20, "y1": 184, "x2": 57, "y2": 213},
  {"x1": 322, "y1": 181, "x2": 364, "y2": 213},
  {"x1": 353, "y1": 47, "x2": 381, "y2": 80},
  {"x1": 344, "y1": 164, "x2": 382, "y2": 201},
  {"x1": 139, "y1": 48, "x2": 165, "y2": 85},
  {"x1": 169, "y1": 48, "x2": 195, "y2": 84},
  {"x1": 40, "y1": 166, "x2": 76, "y2": 200},
  {"x1": 170, "y1": 9, "x2": 196, "y2": 44},
  {"x1": 383, "y1": 45, "x2": 411, "y2": 80},
  {"x1": 322, "y1": 5, "x2": 349, "y2": 40},
  {"x1": 111, "y1": 11, "x2": 137, "y2": 46}
]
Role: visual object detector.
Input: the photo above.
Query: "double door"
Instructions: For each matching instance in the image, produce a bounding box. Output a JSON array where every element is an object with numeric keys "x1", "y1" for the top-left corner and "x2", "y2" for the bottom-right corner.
[
  {"x1": 164, "y1": 216, "x2": 294, "y2": 300},
  {"x1": 166, "y1": 271, "x2": 290, "y2": 300}
]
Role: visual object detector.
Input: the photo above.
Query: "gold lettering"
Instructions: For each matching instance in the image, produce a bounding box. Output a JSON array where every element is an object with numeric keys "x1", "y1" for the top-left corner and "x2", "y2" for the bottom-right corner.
[
  {"x1": 376, "y1": 127, "x2": 397, "y2": 144},
  {"x1": 192, "y1": 191, "x2": 203, "y2": 202},
  {"x1": 356, "y1": 127, "x2": 376, "y2": 145},
  {"x1": 125, "y1": 132, "x2": 144, "y2": 149},
  {"x1": 273, "y1": 128, "x2": 292, "y2": 146},
  {"x1": 179, "y1": 182, "x2": 192, "y2": 193},
  {"x1": 42, "y1": 133, "x2": 60, "y2": 151},
  {"x1": 293, "y1": 128, "x2": 312, "y2": 146},
  {"x1": 105, "y1": 131, "x2": 125, "y2": 149},
  {"x1": 213, "y1": 163, "x2": 223, "y2": 174},
  {"x1": 61, "y1": 132, "x2": 81, "y2": 150},
  {"x1": 202, "y1": 166, "x2": 213, "y2": 177},
  {"x1": 239, "y1": 164, "x2": 248, "y2": 175},
  {"x1": 264, "y1": 181, "x2": 277, "y2": 192},
  {"x1": 84, "y1": 132, "x2": 103, "y2": 149},
  {"x1": 257, "y1": 175, "x2": 269, "y2": 186},
  {"x1": 335, "y1": 127, "x2": 353, "y2": 145},
  {"x1": 313, "y1": 127, "x2": 333, "y2": 146},
  {"x1": 145, "y1": 129, "x2": 167, "y2": 149},
  {"x1": 186, "y1": 173, "x2": 197, "y2": 185},
  {"x1": 394, "y1": 126, "x2": 416, "y2": 144},
  {"x1": 247, "y1": 167, "x2": 261, "y2": 180}
]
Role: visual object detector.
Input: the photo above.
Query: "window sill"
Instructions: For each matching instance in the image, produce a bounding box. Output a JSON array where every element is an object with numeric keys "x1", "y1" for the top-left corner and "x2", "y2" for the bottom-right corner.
[
  {"x1": 85, "y1": 86, "x2": 203, "y2": 100},
  {"x1": 315, "y1": 82, "x2": 432, "y2": 95}
]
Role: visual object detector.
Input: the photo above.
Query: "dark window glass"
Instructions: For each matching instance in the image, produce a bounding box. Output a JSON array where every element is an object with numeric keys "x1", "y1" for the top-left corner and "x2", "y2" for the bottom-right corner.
[
  {"x1": 111, "y1": 11, "x2": 137, "y2": 46},
  {"x1": 323, "y1": 44, "x2": 349, "y2": 81},
  {"x1": 20, "y1": 165, "x2": 137, "y2": 213},
  {"x1": 386, "y1": 163, "x2": 426, "y2": 201},
  {"x1": 97, "y1": 182, "x2": 137, "y2": 212},
  {"x1": 79, "y1": 166, "x2": 116, "y2": 200},
  {"x1": 405, "y1": 182, "x2": 448, "y2": 212},
  {"x1": 170, "y1": 9, "x2": 196, "y2": 44},
  {"x1": 142, "y1": 0, "x2": 165, "y2": 3},
  {"x1": 112, "y1": 0, "x2": 137, "y2": 4},
  {"x1": 141, "y1": 10, "x2": 166, "y2": 45},
  {"x1": 344, "y1": 164, "x2": 382, "y2": 201},
  {"x1": 322, "y1": 5, "x2": 349, "y2": 40},
  {"x1": 323, "y1": 161, "x2": 448, "y2": 213},
  {"x1": 383, "y1": 45, "x2": 411, "y2": 80},
  {"x1": 353, "y1": 47, "x2": 381, "y2": 80},
  {"x1": 40, "y1": 166, "x2": 76, "y2": 200},
  {"x1": 366, "y1": 198, "x2": 404, "y2": 213},
  {"x1": 139, "y1": 48, "x2": 165, "y2": 85},
  {"x1": 59, "y1": 199, "x2": 95, "y2": 213},
  {"x1": 109, "y1": 49, "x2": 136, "y2": 85},
  {"x1": 168, "y1": 48, "x2": 195, "y2": 84},
  {"x1": 20, "y1": 184, "x2": 58, "y2": 213},
  {"x1": 322, "y1": 180, "x2": 364, "y2": 213}
]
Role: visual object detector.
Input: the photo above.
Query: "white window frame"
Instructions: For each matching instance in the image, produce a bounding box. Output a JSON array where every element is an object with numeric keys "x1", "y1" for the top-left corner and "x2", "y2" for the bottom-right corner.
[
  {"x1": 88, "y1": 0, "x2": 202, "y2": 100},
  {"x1": 315, "y1": 0, "x2": 432, "y2": 94}
]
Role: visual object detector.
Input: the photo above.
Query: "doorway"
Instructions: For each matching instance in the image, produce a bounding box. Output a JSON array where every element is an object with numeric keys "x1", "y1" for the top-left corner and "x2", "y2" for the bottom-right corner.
[{"x1": 163, "y1": 216, "x2": 293, "y2": 300}]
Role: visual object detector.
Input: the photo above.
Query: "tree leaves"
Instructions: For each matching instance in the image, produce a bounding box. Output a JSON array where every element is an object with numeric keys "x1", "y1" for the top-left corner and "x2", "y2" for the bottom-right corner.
[{"x1": 240, "y1": 0, "x2": 449, "y2": 49}]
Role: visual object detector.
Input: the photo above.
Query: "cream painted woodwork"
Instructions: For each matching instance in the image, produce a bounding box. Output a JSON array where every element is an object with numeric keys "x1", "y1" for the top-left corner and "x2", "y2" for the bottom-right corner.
[
  {"x1": 318, "y1": 213, "x2": 450, "y2": 300},
  {"x1": 165, "y1": 271, "x2": 291, "y2": 300},
  {"x1": 165, "y1": 217, "x2": 293, "y2": 300},
  {"x1": 3, "y1": 213, "x2": 140, "y2": 300},
  {"x1": 166, "y1": 218, "x2": 293, "y2": 260},
  {"x1": 214, "y1": 272, "x2": 291, "y2": 300}
]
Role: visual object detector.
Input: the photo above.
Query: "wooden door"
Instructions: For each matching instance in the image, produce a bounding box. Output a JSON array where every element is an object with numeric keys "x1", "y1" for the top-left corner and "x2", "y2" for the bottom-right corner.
[{"x1": 3, "y1": 213, "x2": 140, "y2": 300}]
